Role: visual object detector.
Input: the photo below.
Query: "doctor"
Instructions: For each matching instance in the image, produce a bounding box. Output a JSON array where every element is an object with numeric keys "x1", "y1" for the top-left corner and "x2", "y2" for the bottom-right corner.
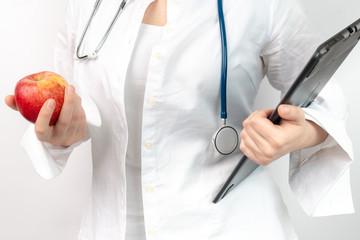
[{"x1": 5, "y1": 0, "x2": 354, "y2": 239}]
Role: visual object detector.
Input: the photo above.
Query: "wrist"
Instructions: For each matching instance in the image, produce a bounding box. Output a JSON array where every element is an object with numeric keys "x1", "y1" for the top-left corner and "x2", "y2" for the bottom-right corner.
[{"x1": 301, "y1": 120, "x2": 328, "y2": 149}]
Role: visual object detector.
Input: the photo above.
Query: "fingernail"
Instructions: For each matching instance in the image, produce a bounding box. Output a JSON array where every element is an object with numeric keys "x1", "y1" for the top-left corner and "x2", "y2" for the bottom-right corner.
[
  {"x1": 47, "y1": 99, "x2": 55, "y2": 110},
  {"x1": 67, "y1": 85, "x2": 75, "y2": 95}
]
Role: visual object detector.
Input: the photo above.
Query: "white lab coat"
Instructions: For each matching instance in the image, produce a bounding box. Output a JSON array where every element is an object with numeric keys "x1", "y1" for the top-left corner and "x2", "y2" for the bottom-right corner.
[{"x1": 21, "y1": 0, "x2": 354, "y2": 239}]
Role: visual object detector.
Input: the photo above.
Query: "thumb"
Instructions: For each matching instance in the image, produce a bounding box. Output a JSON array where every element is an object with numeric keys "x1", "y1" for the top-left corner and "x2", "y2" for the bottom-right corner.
[
  {"x1": 277, "y1": 104, "x2": 304, "y2": 123},
  {"x1": 36, "y1": 99, "x2": 56, "y2": 127},
  {"x1": 5, "y1": 95, "x2": 18, "y2": 111}
]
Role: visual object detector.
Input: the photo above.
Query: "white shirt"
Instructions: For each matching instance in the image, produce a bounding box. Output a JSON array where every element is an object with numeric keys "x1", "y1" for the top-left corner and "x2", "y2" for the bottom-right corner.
[
  {"x1": 125, "y1": 23, "x2": 164, "y2": 239},
  {"x1": 21, "y1": 0, "x2": 354, "y2": 239}
]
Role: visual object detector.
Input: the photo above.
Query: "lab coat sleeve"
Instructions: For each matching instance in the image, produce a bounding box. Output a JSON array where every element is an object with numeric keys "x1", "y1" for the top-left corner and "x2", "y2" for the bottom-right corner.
[
  {"x1": 261, "y1": 0, "x2": 354, "y2": 216},
  {"x1": 21, "y1": 0, "x2": 100, "y2": 179}
]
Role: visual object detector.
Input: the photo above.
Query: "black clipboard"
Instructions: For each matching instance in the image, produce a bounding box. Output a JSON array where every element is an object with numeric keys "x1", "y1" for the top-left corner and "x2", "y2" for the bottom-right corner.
[{"x1": 213, "y1": 18, "x2": 360, "y2": 204}]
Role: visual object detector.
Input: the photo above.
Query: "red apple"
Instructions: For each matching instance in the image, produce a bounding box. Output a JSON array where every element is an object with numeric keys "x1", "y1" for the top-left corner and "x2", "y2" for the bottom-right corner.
[{"x1": 14, "y1": 71, "x2": 68, "y2": 125}]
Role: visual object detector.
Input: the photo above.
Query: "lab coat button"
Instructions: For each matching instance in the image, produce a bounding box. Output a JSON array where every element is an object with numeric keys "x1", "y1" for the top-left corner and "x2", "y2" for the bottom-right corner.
[
  {"x1": 155, "y1": 52, "x2": 163, "y2": 60},
  {"x1": 170, "y1": 0, "x2": 179, "y2": 5},
  {"x1": 145, "y1": 142, "x2": 153, "y2": 149},
  {"x1": 146, "y1": 186, "x2": 154, "y2": 193},
  {"x1": 148, "y1": 98, "x2": 156, "y2": 106},
  {"x1": 165, "y1": 26, "x2": 173, "y2": 33},
  {"x1": 149, "y1": 229, "x2": 157, "y2": 235}
]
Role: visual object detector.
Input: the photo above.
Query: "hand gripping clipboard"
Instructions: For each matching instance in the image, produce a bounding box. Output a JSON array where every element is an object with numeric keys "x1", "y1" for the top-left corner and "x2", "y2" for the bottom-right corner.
[{"x1": 213, "y1": 18, "x2": 360, "y2": 204}]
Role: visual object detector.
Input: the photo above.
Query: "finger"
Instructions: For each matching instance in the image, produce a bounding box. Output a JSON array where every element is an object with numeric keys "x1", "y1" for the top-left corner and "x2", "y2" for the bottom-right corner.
[
  {"x1": 66, "y1": 108, "x2": 87, "y2": 147},
  {"x1": 240, "y1": 129, "x2": 261, "y2": 160},
  {"x1": 240, "y1": 137, "x2": 261, "y2": 165},
  {"x1": 277, "y1": 105, "x2": 304, "y2": 123},
  {"x1": 75, "y1": 107, "x2": 87, "y2": 138},
  {"x1": 243, "y1": 126, "x2": 272, "y2": 153},
  {"x1": 240, "y1": 128, "x2": 278, "y2": 166},
  {"x1": 247, "y1": 109, "x2": 273, "y2": 121},
  {"x1": 65, "y1": 95, "x2": 83, "y2": 139},
  {"x1": 263, "y1": 109, "x2": 274, "y2": 118},
  {"x1": 243, "y1": 110, "x2": 275, "y2": 141},
  {"x1": 34, "y1": 99, "x2": 55, "y2": 140},
  {"x1": 5, "y1": 95, "x2": 18, "y2": 111},
  {"x1": 54, "y1": 85, "x2": 77, "y2": 134}
]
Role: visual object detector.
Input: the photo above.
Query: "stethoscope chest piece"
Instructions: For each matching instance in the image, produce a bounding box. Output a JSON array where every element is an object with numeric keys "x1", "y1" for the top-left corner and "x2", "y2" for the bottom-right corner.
[{"x1": 213, "y1": 125, "x2": 239, "y2": 155}]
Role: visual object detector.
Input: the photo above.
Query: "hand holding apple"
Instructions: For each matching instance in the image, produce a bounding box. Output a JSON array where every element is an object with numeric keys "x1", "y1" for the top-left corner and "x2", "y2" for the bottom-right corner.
[
  {"x1": 33, "y1": 85, "x2": 88, "y2": 147},
  {"x1": 6, "y1": 71, "x2": 88, "y2": 147},
  {"x1": 14, "y1": 71, "x2": 68, "y2": 125}
]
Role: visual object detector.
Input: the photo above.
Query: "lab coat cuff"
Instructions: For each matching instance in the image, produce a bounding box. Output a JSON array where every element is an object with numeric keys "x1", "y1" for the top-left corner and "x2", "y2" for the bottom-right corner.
[
  {"x1": 289, "y1": 108, "x2": 354, "y2": 217},
  {"x1": 20, "y1": 125, "x2": 84, "y2": 179}
]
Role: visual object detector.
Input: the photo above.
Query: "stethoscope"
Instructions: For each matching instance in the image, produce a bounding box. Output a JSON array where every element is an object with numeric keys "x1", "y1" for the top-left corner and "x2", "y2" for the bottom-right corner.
[{"x1": 76, "y1": 0, "x2": 239, "y2": 155}]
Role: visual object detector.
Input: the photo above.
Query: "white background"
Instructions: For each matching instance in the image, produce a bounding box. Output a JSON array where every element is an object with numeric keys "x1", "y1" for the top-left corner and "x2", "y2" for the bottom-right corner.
[{"x1": 0, "y1": 0, "x2": 359, "y2": 239}]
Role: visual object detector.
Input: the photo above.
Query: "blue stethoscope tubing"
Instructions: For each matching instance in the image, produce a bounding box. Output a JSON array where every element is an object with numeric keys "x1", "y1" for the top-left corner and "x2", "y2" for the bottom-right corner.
[
  {"x1": 76, "y1": 0, "x2": 239, "y2": 155},
  {"x1": 218, "y1": 0, "x2": 228, "y2": 120},
  {"x1": 214, "y1": 0, "x2": 239, "y2": 155}
]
